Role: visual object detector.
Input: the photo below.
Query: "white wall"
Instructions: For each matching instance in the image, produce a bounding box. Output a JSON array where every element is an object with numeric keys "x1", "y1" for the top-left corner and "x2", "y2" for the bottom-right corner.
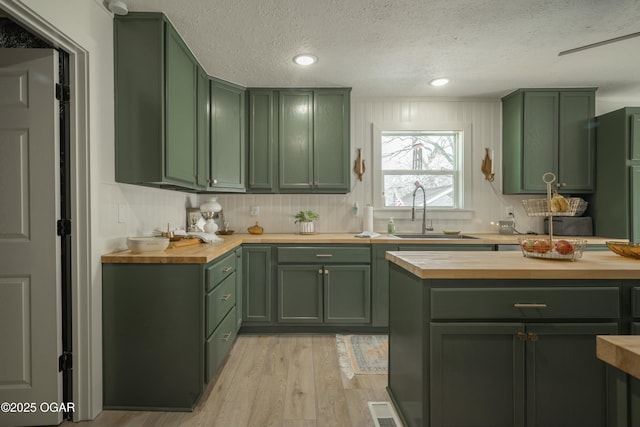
[
  {"x1": 8, "y1": 0, "x2": 196, "y2": 418},
  {"x1": 211, "y1": 97, "x2": 544, "y2": 235}
]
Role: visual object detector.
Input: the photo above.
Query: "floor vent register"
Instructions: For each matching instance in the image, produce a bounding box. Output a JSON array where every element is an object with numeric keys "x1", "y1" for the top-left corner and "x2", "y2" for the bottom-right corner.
[{"x1": 368, "y1": 401, "x2": 402, "y2": 427}]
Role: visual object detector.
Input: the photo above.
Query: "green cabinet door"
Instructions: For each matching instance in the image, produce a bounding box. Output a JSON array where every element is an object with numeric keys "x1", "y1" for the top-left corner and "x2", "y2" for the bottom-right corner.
[
  {"x1": 114, "y1": 13, "x2": 199, "y2": 189},
  {"x1": 558, "y1": 91, "x2": 595, "y2": 191},
  {"x1": 324, "y1": 265, "x2": 371, "y2": 323},
  {"x1": 243, "y1": 245, "x2": 272, "y2": 323},
  {"x1": 234, "y1": 247, "x2": 243, "y2": 331},
  {"x1": 279, "y1": 90, "x2": 314, "y2": 191},
  {"x1": 430, "y1": 323, "x2": 526, "y2": 427},
  {"x1": 371, "y1": 245, "x2": 396, "y2": 327},
  {"x1": 313, "y1": 89, "x2": 350, "y2": 192},
  {"x1": 210, "y1": 78, "x2": 246, "y2": 191},
  {"x1": 248, "y1": 90, "x2": 277, "y2": 192},
  {"x1": 502, "y1": 88, "x2": 596, "y2": 194},
  {"x1": 632, "y1": 165, "x2": 640, "y2": 242},
  {"x1": 196, "y1": 66, "x2": 209, "y2": 189},
  {"x1": 525, "y1": 323, "x2": 619, "y2": 427},
  {"x1": 164, "y1": 22, "x2": 197, "y2": 186},
  {"x1": 522, "y1": 91, "x2": 558, "y2": 192},
  {"x1": 277, "y1": 265, "x2": 323, "y2": 323}
]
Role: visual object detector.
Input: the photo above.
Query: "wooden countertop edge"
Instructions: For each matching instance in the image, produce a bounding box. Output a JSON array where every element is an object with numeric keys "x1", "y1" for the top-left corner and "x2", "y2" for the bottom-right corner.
[
  {"x1": 597, "y1": 336, "x2": 640, "y2": 380},
  {"x1": 101, "y1": 233, "x2": 621, "y2": 264},
  {"x1": 385, "y1": 251, "x2": 640, "y2": 279}
]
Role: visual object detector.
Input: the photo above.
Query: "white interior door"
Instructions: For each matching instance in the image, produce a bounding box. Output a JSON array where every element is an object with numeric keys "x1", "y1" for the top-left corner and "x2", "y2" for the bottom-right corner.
[{"x1": 0, "y1": 48, "x2": 62, "y2": 427}]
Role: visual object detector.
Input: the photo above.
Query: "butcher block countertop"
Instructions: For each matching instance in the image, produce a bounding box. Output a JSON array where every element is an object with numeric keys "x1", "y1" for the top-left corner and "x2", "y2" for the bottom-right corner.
[
  {"x1": 101, "y1": 232, "x2": 618, "y2": 264},
  {"x1": 597, "y1": 336, "x2": 640, "y2": 380},
  {"x1": 385, "y1": 250, "x2": 640, "y2": 280}
]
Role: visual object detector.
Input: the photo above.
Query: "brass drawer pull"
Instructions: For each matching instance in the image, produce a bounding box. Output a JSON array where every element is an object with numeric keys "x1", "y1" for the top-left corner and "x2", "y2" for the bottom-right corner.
[
  {"x1": 221, "y1": 332, "x2": 232, "y2": 342},
  {"x1": 315, "y1": 254, "x2": 333, "y2": 257},
  {"x1": 514, "y1": 303, "x2": 548, "y2": 309},
  {"x1": 220, "y1": 294, "x2": 232, "y2": 302},
  {"x1": 222, "y1": 266, "x2": 233, "y2": 273}
]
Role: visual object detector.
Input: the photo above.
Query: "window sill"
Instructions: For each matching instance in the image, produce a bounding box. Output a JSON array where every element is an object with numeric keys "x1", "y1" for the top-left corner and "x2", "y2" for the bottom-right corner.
[{"x1": 373, "y1": 208, "x2": 474, "y2": 221}]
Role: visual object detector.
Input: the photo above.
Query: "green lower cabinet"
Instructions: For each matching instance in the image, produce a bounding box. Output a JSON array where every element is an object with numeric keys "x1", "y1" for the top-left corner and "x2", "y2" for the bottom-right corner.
[
  {"x1": 242, "y1": 245, "x2": 273, "y2": 323},
  {"x1": 103, "y1": 263, "x2": 204, "y2": 410},
  {"x1": 388, "y1": 263, "x2": 625, "y2": 427},
  {"x1": 205, "y1": 306, "x2": 237, "y2": 383},
  {"x1": 277, "y1": 264, "x2": 371, "y2": 324},
  {"x1": 431, "y1": 322, "x2": 618, "y2": 427},
  {"x1": 430, "y1": 323, "x2": 525, "y2": 427},
  {"x1": 234, "y1": 247, "x2": 243, "y2": 331},
  {"x1": 371, "y1": 245, "x2": 395, "y2": 327},
  {"x1": 277, "y1": 265, "x2": 323, "y2": 323},
  {"x1": 324, "y1": 265, "x2": 371, "y2": 323}
]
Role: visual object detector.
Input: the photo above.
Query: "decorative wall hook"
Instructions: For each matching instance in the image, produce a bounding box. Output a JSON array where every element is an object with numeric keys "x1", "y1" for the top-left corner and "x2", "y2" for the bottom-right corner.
[
  {"x1": 481, "y1": 147, "x2": 495, "y2": 182},
  {"x1": 354, "y1": 148, "x2": 366, "y2": 181}
]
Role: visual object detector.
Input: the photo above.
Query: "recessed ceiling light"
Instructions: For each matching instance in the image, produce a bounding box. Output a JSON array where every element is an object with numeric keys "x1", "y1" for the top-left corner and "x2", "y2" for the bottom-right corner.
[
  {"x1": 293, "y1": 54, "x2": 317, "y2": 66},
  {"x1": 430, "y1": 78, "x2": 450, "y2": 87}
]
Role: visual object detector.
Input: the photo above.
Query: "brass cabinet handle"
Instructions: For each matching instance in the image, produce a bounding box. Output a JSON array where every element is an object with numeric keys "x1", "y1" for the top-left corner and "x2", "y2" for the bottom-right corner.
[
  {"x1": 221, "y1": 332, "x2": 232, "y2": 342},
  {"x1": 516, "y1": 332, "x2": 539, "y2": 341},
  {"x1": 318, "y1": 269, "x2": 323, "y2": 274},
  {"x1": 324, "y1": 269, "x2": 329, "y2": 275},
  {"x1": 220, "y1": 294, "x2": 232, "y2": 302},
  {"x1": 514, "y1": 303, "x2": 548, "y2": 309},
  {"x1": 315, "y1": 254, "x2": 333, "y2": 258},
  {"x1": 222, "y1": 266, "x2": 233, "y2": 273}
]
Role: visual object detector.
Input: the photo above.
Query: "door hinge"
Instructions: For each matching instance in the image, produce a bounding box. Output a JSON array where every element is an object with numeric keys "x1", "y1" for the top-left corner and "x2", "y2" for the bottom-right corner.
[
  {"x1": 56, "y1": 83, "x2": 70, "y2": 102},
  {"x1": 58, "y1": 352, "x2": 72, "y2": 372},
  {"x1": 57, "y1": 219, "x2": 72, "y2": 236}
]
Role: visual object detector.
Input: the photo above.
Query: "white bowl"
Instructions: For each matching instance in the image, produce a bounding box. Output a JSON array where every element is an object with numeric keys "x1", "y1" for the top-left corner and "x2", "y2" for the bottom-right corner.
[{"x1": 126, "y1": 237, "x2": 170, "y2": 253}]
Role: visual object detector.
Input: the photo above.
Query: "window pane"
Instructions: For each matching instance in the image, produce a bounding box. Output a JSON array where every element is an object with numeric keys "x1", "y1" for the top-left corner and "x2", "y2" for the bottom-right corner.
[
  {"x1": 381, "y1": 133, "x2": 455, "y2": 171},
  {"x1": 383, "y1": 174, "x2": 454, "y2": 207}
]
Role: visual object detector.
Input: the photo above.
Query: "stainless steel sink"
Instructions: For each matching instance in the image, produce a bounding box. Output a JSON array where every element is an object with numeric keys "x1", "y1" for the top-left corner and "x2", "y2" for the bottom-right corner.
[{"x1": 392, "y1": 233, "x2": 479, "y2": 239}]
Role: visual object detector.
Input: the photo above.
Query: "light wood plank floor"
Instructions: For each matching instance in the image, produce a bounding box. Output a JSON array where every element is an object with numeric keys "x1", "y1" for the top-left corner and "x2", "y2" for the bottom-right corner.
[{"x1": 61, "y1": 335, "x2": 390, "y2": 427}]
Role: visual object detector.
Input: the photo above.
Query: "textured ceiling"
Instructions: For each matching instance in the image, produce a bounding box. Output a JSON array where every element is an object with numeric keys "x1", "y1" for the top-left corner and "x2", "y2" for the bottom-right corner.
[{"x1": 121, "y1": 0, "x2": 640, "y2": 102}]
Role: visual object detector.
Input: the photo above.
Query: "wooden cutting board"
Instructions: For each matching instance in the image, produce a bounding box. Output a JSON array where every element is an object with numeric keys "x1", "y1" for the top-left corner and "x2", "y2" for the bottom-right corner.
[{"x1": 168, "y1": 238, "x2": 202, "y2": 249}]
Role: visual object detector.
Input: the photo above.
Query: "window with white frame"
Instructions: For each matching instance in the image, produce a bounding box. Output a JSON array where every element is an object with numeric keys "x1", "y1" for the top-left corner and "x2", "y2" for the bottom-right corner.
[{"x1": 380, "y1": 130, "x2": 462, "y2": 208}]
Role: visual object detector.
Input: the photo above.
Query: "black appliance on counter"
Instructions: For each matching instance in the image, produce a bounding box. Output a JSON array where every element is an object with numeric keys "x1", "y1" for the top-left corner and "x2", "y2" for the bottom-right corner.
[{"x1": 544, "y1": 217, "x2": 593, "y2": 236}]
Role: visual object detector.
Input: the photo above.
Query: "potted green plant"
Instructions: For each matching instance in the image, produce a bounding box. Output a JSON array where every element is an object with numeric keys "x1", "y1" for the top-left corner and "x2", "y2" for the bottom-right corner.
[{"x1": 294, "y1": 210, "x2": 319, "y2": 234}]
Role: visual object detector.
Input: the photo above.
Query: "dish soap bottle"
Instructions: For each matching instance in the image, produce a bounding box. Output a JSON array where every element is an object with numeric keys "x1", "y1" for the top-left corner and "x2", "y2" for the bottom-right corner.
[{"x1": 387, "y1": 218, "x2": 395, "y2": 234}]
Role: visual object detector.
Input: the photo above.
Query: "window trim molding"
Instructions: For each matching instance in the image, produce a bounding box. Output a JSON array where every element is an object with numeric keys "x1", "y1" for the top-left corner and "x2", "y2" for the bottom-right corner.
[{"x1": 372, "y1": 121, "x2": 473, "y2": 214}]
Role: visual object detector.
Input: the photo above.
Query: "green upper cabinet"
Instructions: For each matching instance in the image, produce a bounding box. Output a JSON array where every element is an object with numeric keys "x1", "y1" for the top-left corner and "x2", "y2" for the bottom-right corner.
[
  {"x1": 279, "y1": 90, "x2": 314, "y2": 191},
  {"x1": 114, "y1": 13, "x2": 203, "y2": 190},
  {"x1": 313, "y1": 90, "x2": 351, "y2": 192},
  {"x1": 247, "y1": 88, "x2": 351, "y2": 193},
  {"x1": 247, "y1": 90, "x2": 277, "y2": 191},
  {"x1": 196, "y1": 67, "x2": 210, "y2": 188},
  {"x1": 209, "y1": 78, "x2": 246, "y2": 192},
  {"x1": 502, "y1": 88, "x2": 595, "y2": 194}
]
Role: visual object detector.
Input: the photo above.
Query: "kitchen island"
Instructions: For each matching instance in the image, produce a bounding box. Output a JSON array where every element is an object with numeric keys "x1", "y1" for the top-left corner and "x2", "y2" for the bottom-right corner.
[{"x1": 385, "y1": 250, "x2": 640, "y2": 427}]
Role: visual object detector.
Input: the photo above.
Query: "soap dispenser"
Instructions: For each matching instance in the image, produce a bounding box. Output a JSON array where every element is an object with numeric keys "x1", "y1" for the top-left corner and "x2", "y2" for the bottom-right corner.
[{"x1": 387, "y1": 218, "x2": 396, "y2": 234}]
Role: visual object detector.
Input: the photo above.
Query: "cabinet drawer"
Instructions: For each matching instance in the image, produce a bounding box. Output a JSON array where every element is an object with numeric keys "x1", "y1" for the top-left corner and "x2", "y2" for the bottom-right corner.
[
  {"x1": 206, "y1": 251, "x2": 236, "y2": 292},
  {"x1": 206, "y1": 272, "x2": 236, "y2": 336},
  {"x1": 277, "y1": 246, "x2": 370, "y2": 263},
  {"x1": 205, "y1": 306, "x2": 237, "y2": 383},
  {"x1": 430, "y1": 287, "x2": 620, "y2": 320}
]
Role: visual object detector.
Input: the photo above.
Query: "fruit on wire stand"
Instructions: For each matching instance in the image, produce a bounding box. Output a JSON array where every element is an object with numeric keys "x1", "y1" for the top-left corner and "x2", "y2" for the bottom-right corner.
[
  {"x1": 554, "y1": 239, "x2": 576, "y2": 255},
  {"x1": 533, "y1": 239, "x2": 551, "y2": 254},
  {"x1": 520, "y1": 240, "x2": 535, "y2": 253}
]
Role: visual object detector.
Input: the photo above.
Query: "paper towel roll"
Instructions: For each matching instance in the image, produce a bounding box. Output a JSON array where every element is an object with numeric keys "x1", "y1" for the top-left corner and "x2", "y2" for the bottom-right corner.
[{"x1": 363, "y1": 205, "x2": 374, "y2": 233}]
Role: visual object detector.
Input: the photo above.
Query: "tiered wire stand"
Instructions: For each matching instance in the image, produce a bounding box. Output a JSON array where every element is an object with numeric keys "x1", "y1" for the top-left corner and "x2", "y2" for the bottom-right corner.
[{"x1": 518, "y1": 172, "x2": 587, "y2": 261}]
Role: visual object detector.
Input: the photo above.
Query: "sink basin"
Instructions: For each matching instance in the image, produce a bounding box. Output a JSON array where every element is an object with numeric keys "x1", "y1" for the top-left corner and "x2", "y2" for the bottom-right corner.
[{"x1": 393, "y1": 234, "x2": 479, "y2": 239}]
